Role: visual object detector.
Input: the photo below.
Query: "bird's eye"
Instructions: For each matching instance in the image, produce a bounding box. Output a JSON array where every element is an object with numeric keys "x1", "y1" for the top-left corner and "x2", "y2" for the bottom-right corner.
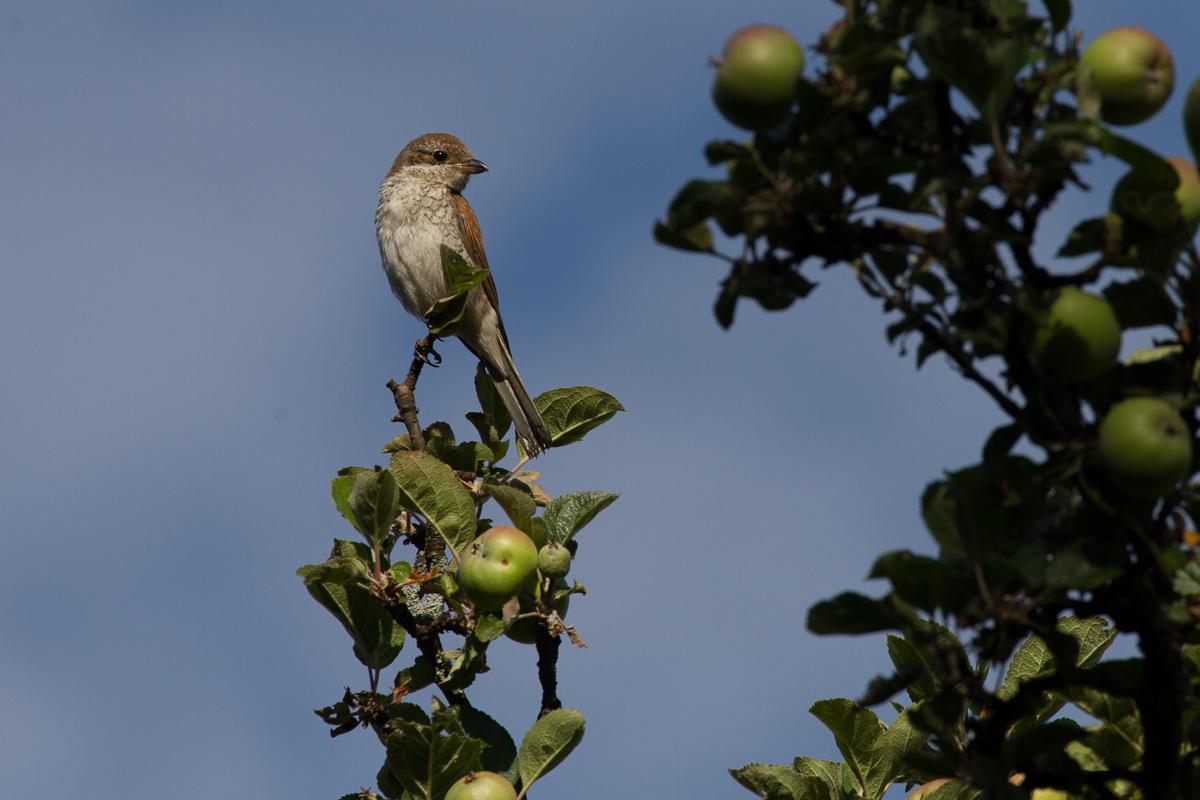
[{"x1": 433, "y1": 150, "x2": 448, "y2": 162}]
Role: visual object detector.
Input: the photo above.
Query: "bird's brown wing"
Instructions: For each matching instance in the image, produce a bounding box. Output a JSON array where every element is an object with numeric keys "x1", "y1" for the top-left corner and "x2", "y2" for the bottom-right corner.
[{"x1": 451, "y1": 191, "x2": 510, "y2": 348}]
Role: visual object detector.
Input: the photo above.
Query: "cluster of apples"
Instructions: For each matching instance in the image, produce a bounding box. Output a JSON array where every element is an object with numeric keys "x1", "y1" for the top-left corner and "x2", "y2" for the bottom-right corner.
[
  {"x1": 457, "y1": 525, "x2": 572, "y2": 641},
  {"x1": 1032, "y1": 287, "x2": 1192, "y2": 498},
  {"x1": 707, "y1": 22, "x2": 1199, "y2": 499},
  {"x1": 1041, "y1": 26, "x2": 1197, "y2": 500},
  {"x1": 1082, "y1": 27, "x2": 1200, "y2": 229},
  {"x1": 436, "y1": 530, "x2": 575, "y2": 800}
]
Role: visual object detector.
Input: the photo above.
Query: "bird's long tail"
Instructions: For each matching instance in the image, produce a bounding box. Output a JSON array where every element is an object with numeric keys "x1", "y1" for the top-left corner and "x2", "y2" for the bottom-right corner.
[{"x1": 483, "y1": 340, "x2": 553, "y2": 457}]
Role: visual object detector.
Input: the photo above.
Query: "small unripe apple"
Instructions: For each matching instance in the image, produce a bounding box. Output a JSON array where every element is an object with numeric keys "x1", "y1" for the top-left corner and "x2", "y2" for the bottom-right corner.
[
  {"x1": 712, "y1": 24, "x2": 804, "y2": 131},
  {"x1": 445, "y1": 771, "x2": 517, "y2": 800},
  {"x1": 537, "y1": 542, "x2": 572, "y2": 578},
  {"x1": 458, "y1": 526, "x2": 538, "y2": 611},
  {"x1": 1079, "y1": 27, "x2": 1174, "y2": 125},
  {"x1": 1099, "y1": 397, "x2": 1193, "y2": 497},
  {"x1": 1031, "y1": 288, "x2": 1121, "y2": 382}
]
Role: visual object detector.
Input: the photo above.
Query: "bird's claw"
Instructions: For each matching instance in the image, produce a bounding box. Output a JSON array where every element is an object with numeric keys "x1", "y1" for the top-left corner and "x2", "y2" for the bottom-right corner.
[{"x1": 415, "y1": 338, "x2": 442, "y2": 367}]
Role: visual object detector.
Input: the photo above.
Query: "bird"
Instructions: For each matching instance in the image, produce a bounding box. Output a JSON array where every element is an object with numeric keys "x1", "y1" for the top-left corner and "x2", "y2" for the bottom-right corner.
[{"x1": 375, "y1": 132, "x2": 554, "y2": 456}]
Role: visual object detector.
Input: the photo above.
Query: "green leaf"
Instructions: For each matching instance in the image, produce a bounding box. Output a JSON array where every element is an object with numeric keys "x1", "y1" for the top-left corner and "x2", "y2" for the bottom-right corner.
[
  {"x1": 315, "y1": 698, "x2": 358, "y2": 730},
  {"x1": 791, "y1": 758, "x2": 844, "y2": 796},
  {"x1": 1059, "y1": 616, "x2": 1117, "y2": 667},
  {"x1": 388, "y1": 451, "x2": 477, "y2": 560},
  {"x1": 988, "y1": 0, "x2": 1027, "y2": 21},
  {"x1": 517, "y1": 708, "x2": 585, "y2": 790},
  {"x1": 384, "y1": 704, "x2": 484, "y2": 800},
  {"x1": 1064, "y1": 689, "x2": 1143, "y2": 767},
  {"x1": 807, "y1": 592, "x2": 911, "y2": 635},
  {"x1": 332, "y1": 469, "x2": 400, "y2": 548},
  {"x1": 914, "y1": 7, "x2": 1026, "y2": 120},
  {"x1": 424, "y1": 246, "x2": 491, "y2": 336},
  {"x1": 459, "y1": 706, "x2": 519, "y2": 787},
  {"x1": 997, "y1": 617, "x2": 1115, "y2": 700},
  {"x1": 1044, "y1": 546, "x2": 1122, "y2": 590},
  {"x1": 1103, "y1": 277, "x2": 1176, "y2": 330},
  {"x1": 484, "y1": 480, "x2": 537, "y2": 534},
  {"x1": 982, "y1": 423, "x2": 1022, "y2": 465},
  {"x1": 879, "y1": 711, "x2": 927, "y2": 795},
  {"x1": 808, "y1": 699, "x2": 888, "y2": 799},
  {"x1": 543, "y1": 491, "x2": 619, "y2": 544},
  {"x1": 376, "y1": 760, "x2": 407, "y2": 799},
  {"x1": 298, "y1": 540, "x2": 405, "y2": 670},
  {"x1": 1042, "y1": 0, "x2": 1070, "y2": 32},
  {"x1": 1174, "y1": 560, "x2": 1200, "y2": 596},
  {"x1": 1056, "y1": 216, "x2": 1108, "y2": 258},
  {"x1": 729, "y1": 763, "x2": 831, "y2": 800},
  {"x1": 654, "y1": 220, "x2": 716, "y2": 253},
  {"x1": 715, "y1": 285, "x2": 738, "y2": 329},
  {"x1": 886, "y1": 635, "x2": 940, "y2": 702},
  {"x1": 1007, "y1": 718, "x2": 1088, "y2": 767},
  {"x1": 426, "y1": 436, "x2": 494, "y2": 473},
  {"x1": 474, "y1": 614, "x2": 506, "y2": 643},
  {"x1": 920, "y1": 464, "x2": 1036, "y2": 561},
  {"x1": 440, "y1": 633, "x2": 491, "y2": 693},
  {"x1": 394, "y1": 654, "x2": 437, "y2": 694},
  {"x1": 382, "y1": 434, "x2": 415, "y2": 454},
  {"x1": 533, "y1": 386, "x2": 625, "y2": 448},
  {"x1": 1062, "y1": 686, "x2": 1141, "y2": 738},
  {"x1": 299, "y1": 552, "x2": 373, "y2": 587},
  {"x1": 704, "y1": 139, "x2": 750, "y2": 165},
  {"x1": 869, "y1": 550, "x2": 971, "y2": 614},
  {"x1": 1046, "y1": 122, "x2": 1176, "y2": 184},
  {"x1": 665, "y1": 179, "x2": 738, "y2": 230}
]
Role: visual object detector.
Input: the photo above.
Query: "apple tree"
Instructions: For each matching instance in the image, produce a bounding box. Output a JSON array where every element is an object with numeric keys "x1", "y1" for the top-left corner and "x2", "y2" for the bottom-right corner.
[
  {"x1": 298, "y1": 277, "x2": 623, "y2": 798},
  {"x1": 658, "y1": 2, "x2": 1200, "y2": 798}
]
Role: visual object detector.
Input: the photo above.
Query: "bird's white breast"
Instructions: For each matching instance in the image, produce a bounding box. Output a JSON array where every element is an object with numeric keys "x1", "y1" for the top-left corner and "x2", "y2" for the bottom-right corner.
[{"x1": 375, "y1": 178, "x2": 462, "y2": 317}]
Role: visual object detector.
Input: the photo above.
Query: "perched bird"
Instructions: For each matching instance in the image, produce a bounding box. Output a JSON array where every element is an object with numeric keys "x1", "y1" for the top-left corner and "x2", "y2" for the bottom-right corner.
[{"x1": 376, "y1": 132, "x2": 553, "y2": 455}]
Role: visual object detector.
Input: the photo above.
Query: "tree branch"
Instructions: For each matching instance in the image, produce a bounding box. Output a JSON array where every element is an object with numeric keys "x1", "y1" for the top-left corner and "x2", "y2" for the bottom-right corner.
[
  {"x1": 388, "y1": 334, "x2": 440, "y2": 450},
  {"x1": 534, "y1": 628, "x2": 563, "y2": 717}
]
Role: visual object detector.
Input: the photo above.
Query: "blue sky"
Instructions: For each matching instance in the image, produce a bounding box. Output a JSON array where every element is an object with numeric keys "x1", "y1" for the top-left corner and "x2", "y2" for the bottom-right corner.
[{"x1": 2, "y1": 1, "x2": 1198, "y2": 797}]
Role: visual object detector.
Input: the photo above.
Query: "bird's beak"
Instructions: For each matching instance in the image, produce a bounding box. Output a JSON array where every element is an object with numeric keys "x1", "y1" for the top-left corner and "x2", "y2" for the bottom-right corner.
[{"x1": 464, "y1": 158, "x2": 488, "y2": 174}]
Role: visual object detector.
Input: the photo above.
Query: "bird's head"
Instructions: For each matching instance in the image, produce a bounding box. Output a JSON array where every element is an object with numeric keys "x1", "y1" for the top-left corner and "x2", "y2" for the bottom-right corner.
[{"x1": 388, "y1": 132, "x2": 488, "y2": 191}]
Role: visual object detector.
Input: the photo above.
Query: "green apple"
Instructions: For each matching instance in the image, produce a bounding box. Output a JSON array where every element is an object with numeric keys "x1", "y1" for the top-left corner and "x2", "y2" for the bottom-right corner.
[
  {"x1": 1030, "y1": 790, "x2": 1071, "y2": 800},
  {"x1": 1079, "y1": 26, "x2": 1174, "y2": 125},
  {"x1": 458, "y1": 526, "x2": 538, "y2": 611},
  {"x1": 1099, "y1": 397, "x2": 1193, "y2": 497},
  {"x1": 1031, "y1": 288, "x2": 1121, "y2": 382},
  {"x1": 445, "y1": 771, "x2": 517, "y2": 800},
  {"x1": 537, "y1": 542, "x2": 572, "y2": 579},
  {"x1": 505, "y1": 578, "x2": 571, "y2": 644},
  {"x1": 1186, "y1": 78, "x2": 1200, "y2": 164},
  {"x1": 712, "y1": 24, "x2": 804, "y2": 131}
]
